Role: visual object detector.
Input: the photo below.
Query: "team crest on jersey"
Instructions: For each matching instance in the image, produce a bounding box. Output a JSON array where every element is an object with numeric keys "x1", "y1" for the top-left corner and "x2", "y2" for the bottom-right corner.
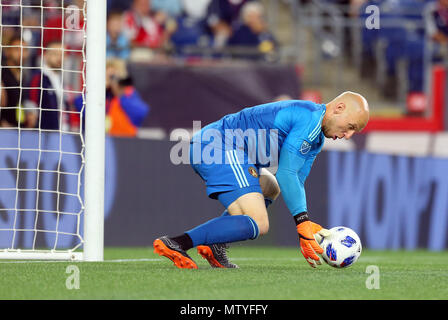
[
  {"x1": 248, "y1": 167, "x2": 258, "y2": 178},
  {"x1": 300, "y1": 141, "x2": 311, "y2": 155}
]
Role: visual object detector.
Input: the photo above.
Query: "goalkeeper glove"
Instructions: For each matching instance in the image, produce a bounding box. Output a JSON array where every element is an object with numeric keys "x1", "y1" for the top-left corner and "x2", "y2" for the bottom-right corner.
[
  {"x1": 312, "y1": 221, "x2": 331, "y2": 244},
  {"x1": 294, "y1": 212, "x2": 329, "y2": 268}
]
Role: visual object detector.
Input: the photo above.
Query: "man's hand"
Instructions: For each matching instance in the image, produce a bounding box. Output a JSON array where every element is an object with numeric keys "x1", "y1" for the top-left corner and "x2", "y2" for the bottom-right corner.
[
  {"x1": 310, "y1": 221, "x2": 331, "y2": 243},
  {"x1": 294, "y1": 212, "x2": 327, "y2": 268}
]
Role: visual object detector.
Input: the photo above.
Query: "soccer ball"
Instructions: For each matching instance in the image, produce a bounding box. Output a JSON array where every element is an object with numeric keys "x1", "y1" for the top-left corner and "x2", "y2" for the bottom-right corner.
[{"x1": 316, "y1": 226, "x2": 362, "y2": 268}]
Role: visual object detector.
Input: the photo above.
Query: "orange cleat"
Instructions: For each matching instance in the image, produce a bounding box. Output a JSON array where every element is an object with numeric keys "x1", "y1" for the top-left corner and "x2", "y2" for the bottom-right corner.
[
  {"x1": 153, "y1": 236, "x2": 198, "y2": 269},
  {"x1": 197, "y1": 244, "x2": 239, "y2": 269}
]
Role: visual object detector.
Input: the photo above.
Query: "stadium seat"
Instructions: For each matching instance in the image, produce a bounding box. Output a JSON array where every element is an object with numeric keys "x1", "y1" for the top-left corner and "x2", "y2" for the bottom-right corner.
[
  {"x1": 170, "y1": 16, "x2": 208, "y2": 56},
  {"x1": 372, "y1": 0, "x2": 426, "y2": 96}
]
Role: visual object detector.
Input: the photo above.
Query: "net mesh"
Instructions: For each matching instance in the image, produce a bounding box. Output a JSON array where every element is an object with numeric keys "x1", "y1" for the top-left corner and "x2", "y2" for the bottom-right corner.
[{"x1": 0, "y1": 0, "x2": 86, "y2": 254}]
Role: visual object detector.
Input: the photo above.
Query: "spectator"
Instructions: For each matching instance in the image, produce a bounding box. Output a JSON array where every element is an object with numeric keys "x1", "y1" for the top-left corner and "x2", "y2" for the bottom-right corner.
[
  {"x1": 0, "y1": 35, "x2": 37, "y2": 128},
  {"x1": 107, "y1": 10, "x2": 131, "y2": 60},
  {"x1": 152, "y1": 0, "x2": 183, "y2": 18},
  {"x1": 206, "y1": 0, "x2": 254, "y2": 49},
  {"x1": 22, "y1": 12, "x2": 42, "y2": 68},
  {"x1": 227, "y1": 1, "x2": 277, "y2": 59},
  {"x1": 122, "y1": 0, "x2": 177, "y2": 51},
  {"x1": 74, "y1": 59, "x2": 150, "y2": 137},
  {"x1": 1, "y1": 0, "x2": 20, "y2": 26},
  {"x1": 359, "y1": 0, "x2": 381, "y2": 79},
  {"x1": 182, "y1": 0, "x2": 212, "y2": 21},
  {"x1": 43, "y1": 0, "x2": 85, "y2": 50},
  {"x1": 425, "y1": 0, "x2": 448, "y2": 60},
  {"x1": 27, "y1": 41, "x2": 69, "y2": 131},
  {"x1": 169, "y1": 0, "x2": 213, "y2": 54},
  {"x1": 43, "y1": 0, "x2": 85, "y2": 95}
]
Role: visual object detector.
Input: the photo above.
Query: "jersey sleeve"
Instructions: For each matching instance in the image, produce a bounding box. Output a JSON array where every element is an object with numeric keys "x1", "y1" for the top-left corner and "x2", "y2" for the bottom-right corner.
[
  {"x1": 298, "y1": 153, "x2": 317, "y2": 184},
  {"x1": 275, "y1": 111, "x2": 322, "y2": 216},
  {"x1": 276, "y1": 147, "x2": 308, "y2": 215}
]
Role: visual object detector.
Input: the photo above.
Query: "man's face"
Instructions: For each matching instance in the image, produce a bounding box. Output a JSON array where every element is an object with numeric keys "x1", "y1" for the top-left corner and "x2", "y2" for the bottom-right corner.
[
  {"x1": 6, "y1": 39, "x2": 29, "y2": 66},
  {"x1": 107, "y1": 15, "x2": 122, "y2": 38},
  {"x1": 245, "y1": 10, "x2": 265, "y2": 33},
  {"x1": 44, "y1": 43, "x2": 64, "y2": 69},
  {"x1": 322, "y1": 104, "x2": 362, "y2": 140}
]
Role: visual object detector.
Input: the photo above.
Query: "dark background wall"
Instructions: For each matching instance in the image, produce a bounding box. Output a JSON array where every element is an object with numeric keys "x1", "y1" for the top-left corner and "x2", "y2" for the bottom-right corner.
[{"x1": 128, "y1": 62, "x2": 302, "y2": 130}]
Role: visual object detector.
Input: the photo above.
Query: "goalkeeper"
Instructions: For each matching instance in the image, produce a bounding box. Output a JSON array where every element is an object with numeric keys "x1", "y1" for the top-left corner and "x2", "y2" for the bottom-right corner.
[{"x1": 154, "y1": 91, "x2": 369, "y2": 269}]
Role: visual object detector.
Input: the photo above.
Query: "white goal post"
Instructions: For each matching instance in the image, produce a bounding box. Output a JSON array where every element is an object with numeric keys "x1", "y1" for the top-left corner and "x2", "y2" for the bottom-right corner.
[
  {"x1": 0, "y1": 0, "x2": 106, "y2": 261},
  {"x1": 84, "y1": 0, "x2": 106, "y2": 262}
]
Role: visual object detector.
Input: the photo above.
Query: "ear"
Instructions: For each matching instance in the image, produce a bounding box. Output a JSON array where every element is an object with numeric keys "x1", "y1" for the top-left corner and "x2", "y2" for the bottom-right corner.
[{"x1": 334, "y1": 102, "x2": 346, "y2": 114}]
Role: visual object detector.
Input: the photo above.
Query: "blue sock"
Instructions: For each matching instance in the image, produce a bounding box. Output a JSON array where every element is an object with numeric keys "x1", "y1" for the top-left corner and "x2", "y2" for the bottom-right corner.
[
  {"x1": 196, "y1": 198, "x2": 271, "y2": 247},
  {"x1": 190, "y1": 199, "x2": 271, "y2": 247},
  {"x1": 186, "y1": 215, "x2": 259, "y2": 247}
]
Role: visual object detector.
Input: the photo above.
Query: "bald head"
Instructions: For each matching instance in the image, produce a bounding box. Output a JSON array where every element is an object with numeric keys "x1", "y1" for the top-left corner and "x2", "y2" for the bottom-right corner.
[
  {"x1": 331, "y1": 91, "x2": 369, "y2": 129},
  {"x1": 322, "y1": 91, "x2": 370, "y2": 140}
]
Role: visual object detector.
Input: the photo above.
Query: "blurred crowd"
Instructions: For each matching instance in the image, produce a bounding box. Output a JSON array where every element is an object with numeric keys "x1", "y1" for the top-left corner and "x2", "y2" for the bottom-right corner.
[
  {"x1": 106, "y1": 0, "x2": 278, "y2": 61},
  {"x1": 2, "y1": 0, "x2": 448, "y2": 135},
  {"x1": 322, "y1": 0, "x2": 448, "y2": 100},
  {"x1": 357, "y1": 0, "x2": 448, "y2": 100},
  {"x1": 0, "y1": 0, "x2": 278, "y2": 136}
]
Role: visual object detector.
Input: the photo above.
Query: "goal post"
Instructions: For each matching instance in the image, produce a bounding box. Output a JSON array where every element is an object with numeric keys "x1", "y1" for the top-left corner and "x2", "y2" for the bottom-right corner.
[
  {"x1": 84, "y1": 0, "x2": 106, "y2": 262},
  {"x1": 0, "y1": 0, "x2": 106, "y2": 261}
]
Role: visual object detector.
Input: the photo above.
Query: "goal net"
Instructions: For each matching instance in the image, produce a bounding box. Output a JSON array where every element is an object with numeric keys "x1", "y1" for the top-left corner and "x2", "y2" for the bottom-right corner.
[{"x1": 0, "y1": 0, "x2": 105, "y2": 260}]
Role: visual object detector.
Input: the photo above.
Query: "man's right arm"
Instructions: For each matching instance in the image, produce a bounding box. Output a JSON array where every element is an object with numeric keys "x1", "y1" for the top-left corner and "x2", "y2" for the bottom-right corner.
[
  {"x1": 275, "y1": 146, "x2": 307, "y2": 216},
  {"x1": 276, "y1": 144, "x2": 324, "y2": 267}
]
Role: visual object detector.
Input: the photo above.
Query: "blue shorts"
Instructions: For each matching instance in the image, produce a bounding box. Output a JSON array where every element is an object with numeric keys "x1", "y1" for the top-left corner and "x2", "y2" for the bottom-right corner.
[{"x1": 190, "y1": 142, "x2": 262, "y2": 208}]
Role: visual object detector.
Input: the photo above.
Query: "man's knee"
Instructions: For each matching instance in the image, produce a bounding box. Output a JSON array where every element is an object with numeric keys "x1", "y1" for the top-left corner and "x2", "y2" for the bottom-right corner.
[{"x1": 227, "y1": 192, "x2": 270, "y2": 236}]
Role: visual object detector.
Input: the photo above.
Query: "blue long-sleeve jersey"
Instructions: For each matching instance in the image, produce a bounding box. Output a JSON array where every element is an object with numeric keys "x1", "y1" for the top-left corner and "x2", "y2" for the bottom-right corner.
[{"x1": 200, "y1": 100, "x2": 326, "y2": 216}]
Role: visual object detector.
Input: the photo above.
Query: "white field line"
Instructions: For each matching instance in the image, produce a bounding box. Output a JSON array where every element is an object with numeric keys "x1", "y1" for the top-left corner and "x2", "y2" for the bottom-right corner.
[
  {"x1": 0, "y1": 257, "x2": 299, "y2": 264},
  {"x1": 0, "y1": 258, "x2": 162, "y2": 264},
  {"x1": 0, "y1": 256, "x2": 387, "y2": 264}
]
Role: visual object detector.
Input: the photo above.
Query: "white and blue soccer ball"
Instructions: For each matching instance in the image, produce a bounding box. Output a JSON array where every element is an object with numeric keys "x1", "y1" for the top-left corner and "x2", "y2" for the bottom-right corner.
[{"x1": 317, "y1": 226, "x2": 362, "y2": 268}]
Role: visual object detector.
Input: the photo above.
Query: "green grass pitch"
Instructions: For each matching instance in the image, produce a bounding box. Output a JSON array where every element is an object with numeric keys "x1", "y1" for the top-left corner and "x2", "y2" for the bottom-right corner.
[{"x1": 1, "y1": 246, "x2": 447, "y2": 300}]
